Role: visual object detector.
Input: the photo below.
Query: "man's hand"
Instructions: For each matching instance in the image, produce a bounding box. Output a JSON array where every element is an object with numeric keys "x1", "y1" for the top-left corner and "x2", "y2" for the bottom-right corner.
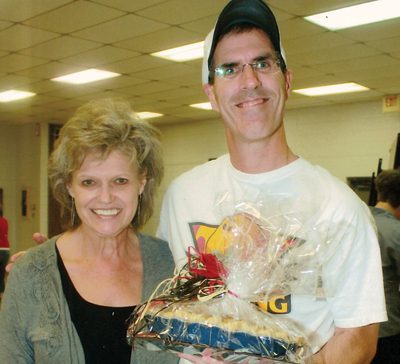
[
  {"x1": 311, "y1": 324, "x2": 379, "y2": 364},
  {"x1": 32, "y1": 232, "x2": 47, "y2": 244},
  {"x1": 5, "y1": 251, "x2": 26, "y2": 273},
  {"x1": 179, "y1": 349, "x2": 284, "y2": 363},
  {"x1": 5, "y1": 232, "x2": 48, "y2": 272}
]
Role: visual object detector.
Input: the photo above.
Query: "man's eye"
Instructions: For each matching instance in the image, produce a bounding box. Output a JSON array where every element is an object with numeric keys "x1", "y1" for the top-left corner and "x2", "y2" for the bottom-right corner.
[
  {"x1": 255, "y1": 60, "x2": 270, "y2": 69},
  {"x1": 223, "y1": 66, "x2": 237, "y2": 76},
  {"x1": 115, "y1": 178, "x2": 128, "y2": 185},
  {"x1": 215, "y1": 65, "x2": 238, "y2": 78}
]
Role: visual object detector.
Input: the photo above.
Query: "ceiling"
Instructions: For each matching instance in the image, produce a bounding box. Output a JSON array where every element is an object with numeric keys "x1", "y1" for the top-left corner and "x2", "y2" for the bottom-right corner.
[{"x1": 1, "y1": 0, "x2": 399, "y2": 126}]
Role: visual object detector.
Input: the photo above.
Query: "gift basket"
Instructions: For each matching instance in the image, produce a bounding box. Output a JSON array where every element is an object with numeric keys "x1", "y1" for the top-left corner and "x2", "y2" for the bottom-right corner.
[{"x1": 127, "y1": 198, "x2": 326, "y2": 363}]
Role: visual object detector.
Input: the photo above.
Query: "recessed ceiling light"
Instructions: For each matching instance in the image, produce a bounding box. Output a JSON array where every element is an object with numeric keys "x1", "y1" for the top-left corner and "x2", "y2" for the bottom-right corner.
[
  {"x1": 51, "y1": 68, "x2": 120, "y2": 84},
  {"x1": 136, "y1": 112, "x2": 163, "y2": 119},
  {"x1": 305, "y1": 0, "x2": 400, "y2": 30},
  {"x1": 293, "y1": 83, "x2": 369, "y2": 96},
  {"x1": 151, "y1": 41, "x2": 204, "y2": 62},
  {"x1": 190, "y1": 102, "x2": 212, "y2": 110},
  {"x1": 0, "y1": 90, "x2": 36, "y2": 102}
]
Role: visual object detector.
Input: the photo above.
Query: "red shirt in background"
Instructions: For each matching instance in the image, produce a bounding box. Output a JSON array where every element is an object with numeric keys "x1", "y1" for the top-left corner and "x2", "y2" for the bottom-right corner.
[{"x1": 0, "y1": 217, "x2": 9, "y2": 249}]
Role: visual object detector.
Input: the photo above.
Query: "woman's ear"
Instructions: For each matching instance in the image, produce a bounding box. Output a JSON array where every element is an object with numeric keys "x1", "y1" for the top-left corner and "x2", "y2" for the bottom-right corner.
[
  {"x1": 139, "y1": 175, "x2": 147, "y2": 195},
  {"x1": 66, "y1": 184, "x2": 74, "y2": 198}
]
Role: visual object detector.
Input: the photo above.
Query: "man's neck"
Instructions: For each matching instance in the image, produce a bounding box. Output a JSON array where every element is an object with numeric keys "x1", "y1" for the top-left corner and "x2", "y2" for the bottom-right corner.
[
  {"x1": 375, "y1": 201, "x2": 398, "y2": 218},
  {"x1": 227, "y1": 130, "x2": 297, "y2": 173},
  {"x1": 229, "y1": 142, "x2": 297, "y2": 173}
]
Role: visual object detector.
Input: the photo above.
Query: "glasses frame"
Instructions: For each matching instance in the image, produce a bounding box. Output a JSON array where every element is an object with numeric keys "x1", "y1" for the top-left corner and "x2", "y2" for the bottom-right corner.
[{"x1": 210, "y1": 54, "x2": 282, "y2": 81}]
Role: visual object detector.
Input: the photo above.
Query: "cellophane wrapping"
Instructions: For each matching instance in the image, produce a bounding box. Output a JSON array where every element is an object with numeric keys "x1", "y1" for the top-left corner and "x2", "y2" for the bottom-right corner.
[{"x1": 127, "y1": 199, "x2": 326, "y2": 363}]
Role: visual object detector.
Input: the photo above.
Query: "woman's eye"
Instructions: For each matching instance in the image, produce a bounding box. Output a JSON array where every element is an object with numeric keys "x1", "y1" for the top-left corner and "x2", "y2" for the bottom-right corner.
[
  {"x1": 115, "y1": 178, "x2": 128, "y2": 185},
  {"x1": 81, "y1": 180, "x2": 94, "y2": 186}
]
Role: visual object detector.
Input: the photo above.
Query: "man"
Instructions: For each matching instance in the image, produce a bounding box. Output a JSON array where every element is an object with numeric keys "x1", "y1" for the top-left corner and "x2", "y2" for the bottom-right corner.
[
  {"x1": 370, "y1": 169, "x2": 400, "y2": 364},
  {"x1": 157, "y1": 0, "x2": 387, "y2": 363}
]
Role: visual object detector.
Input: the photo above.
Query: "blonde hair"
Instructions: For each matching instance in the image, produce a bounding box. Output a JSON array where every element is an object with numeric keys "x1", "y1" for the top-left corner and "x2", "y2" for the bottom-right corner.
[{"x1": 48, "y1": 98, "x2": 164, "y2": 230}]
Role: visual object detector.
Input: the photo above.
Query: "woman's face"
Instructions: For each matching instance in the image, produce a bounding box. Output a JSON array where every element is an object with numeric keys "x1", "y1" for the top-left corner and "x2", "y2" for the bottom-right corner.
[{"x1": 67, "y1": 150, "x2": 146, "y2": 238}]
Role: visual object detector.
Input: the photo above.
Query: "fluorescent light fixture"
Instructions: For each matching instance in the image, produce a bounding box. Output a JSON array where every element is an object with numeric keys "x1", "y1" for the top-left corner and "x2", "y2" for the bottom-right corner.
[
  {"x1": 151, "y1": 41, "x2": 204, "y2": 62},
  {"x1": 51, "y1": 68, "x2": 120, "y2": 84},
  {"x1": 293, "y1": 83, "x2": 369, "y2": 96},
  {"x1": 190, "y1": 102, "x2": 212, "y2": 110},
  {"x1": 305, "y1": 0, "x2": 400, "y2": 30},
  {"x1": 136, "y1": 112, "x2": 163, "y2": 119},
  {"x1": 0, "y1": 90, "x2": 36, "y2": 102}
]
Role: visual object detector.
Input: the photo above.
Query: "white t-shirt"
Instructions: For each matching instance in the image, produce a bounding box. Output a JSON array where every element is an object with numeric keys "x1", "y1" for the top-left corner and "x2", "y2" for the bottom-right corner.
[{"x1": 157, "y1": 155, "x2": 387, "y2": 352}]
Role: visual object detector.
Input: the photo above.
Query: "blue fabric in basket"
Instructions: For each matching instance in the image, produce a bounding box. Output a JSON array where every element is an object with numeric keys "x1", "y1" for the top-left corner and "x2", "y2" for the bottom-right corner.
[{"x1": 150, "y1": 316, "x2": 296, "y2": 359}]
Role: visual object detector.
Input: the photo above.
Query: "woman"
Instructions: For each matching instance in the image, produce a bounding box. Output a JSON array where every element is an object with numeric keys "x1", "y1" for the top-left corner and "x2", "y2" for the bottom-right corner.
[
  {"x1": 0, "y1": 206, "x2": 10, "y2": 300},
  {"x1": 0, "y1": 99, "x2": 178, "y2": 364}
]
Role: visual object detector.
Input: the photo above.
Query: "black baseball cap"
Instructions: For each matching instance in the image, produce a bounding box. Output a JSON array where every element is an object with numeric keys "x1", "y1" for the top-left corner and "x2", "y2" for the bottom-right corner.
[{"x1": 202, "y1": 0, "x2": 286, "y2": 84}]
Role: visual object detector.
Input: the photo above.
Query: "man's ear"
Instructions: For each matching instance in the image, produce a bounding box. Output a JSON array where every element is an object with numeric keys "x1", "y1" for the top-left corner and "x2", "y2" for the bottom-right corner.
[
  {"x1": 203, "y1": 83, "x2": 220, "y2": 112},
  {"x1": 284, "y1": 69, "x2": 293, "y2": 95}
]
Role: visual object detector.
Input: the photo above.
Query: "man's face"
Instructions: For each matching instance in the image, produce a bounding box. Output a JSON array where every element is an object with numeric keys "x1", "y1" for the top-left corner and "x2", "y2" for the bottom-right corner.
[{"x1": 204, "y1": 28, "x2": 292, "y2": 145}]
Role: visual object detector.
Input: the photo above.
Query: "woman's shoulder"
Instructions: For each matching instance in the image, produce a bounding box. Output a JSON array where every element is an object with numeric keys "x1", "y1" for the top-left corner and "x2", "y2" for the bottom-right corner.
[
  {"x1": 138, "y1": 233, "x2": 174, "y2": 270},
  {"x1": 14, "y1": 237, "x2": 58, "y2": 273},
  {"x1": 138, "y1": 233, "x2": 169, "y2": 251}
]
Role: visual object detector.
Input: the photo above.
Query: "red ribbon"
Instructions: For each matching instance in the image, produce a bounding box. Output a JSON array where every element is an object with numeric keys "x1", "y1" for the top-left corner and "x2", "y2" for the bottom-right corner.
[{"x1": 187, "y1": 247, "x2": 227, "y2": 279}]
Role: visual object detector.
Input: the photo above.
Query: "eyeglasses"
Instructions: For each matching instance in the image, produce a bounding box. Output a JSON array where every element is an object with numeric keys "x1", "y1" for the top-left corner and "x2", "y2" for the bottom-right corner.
[{"x1": 211, "y1": 56, "x2": 281, "y2": 80}]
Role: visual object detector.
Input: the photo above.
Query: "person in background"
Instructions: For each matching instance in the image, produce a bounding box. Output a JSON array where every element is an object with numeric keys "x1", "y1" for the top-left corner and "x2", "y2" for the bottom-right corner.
[
  {"x1": 0, "y1": 99, "x2": 178, "y2": 364},
  {"x1": 157, "y1": 0, "x2": 387, "y2": 363},
  {"x1": 0, "y1": 206, "x2": 10, "y2": 300},
  {"x1": 370, "y1": 169, "x2": 400, "y2": 364}
]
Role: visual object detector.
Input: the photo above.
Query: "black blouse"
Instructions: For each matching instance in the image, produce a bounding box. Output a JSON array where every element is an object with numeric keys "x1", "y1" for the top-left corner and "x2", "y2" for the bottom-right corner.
[{"x1": 56, "y1": 246, "x2": 134, "y2": 364}]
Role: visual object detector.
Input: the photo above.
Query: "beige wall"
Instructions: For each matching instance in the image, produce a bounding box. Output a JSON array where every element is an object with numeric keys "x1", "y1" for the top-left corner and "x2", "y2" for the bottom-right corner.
[
  {"x1": 0, "y1": 99, "x2": 399, "y2": 244},
  {"x1": 0, "y1": 124, "x2": 18, "y2": 249},
  {"x1": 0, "y1": 123, "x2": 43, "y2": 252}
]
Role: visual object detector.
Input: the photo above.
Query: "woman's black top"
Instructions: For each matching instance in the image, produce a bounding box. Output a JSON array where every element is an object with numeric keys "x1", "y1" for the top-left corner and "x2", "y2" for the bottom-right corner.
[{"x1": 56, "y1": 246, "x2": 134, "y2": 364}]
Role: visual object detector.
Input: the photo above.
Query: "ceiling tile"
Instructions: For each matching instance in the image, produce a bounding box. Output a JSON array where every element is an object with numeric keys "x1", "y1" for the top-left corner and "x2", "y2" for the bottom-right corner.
[
  {"x1": 181, "y1": 15, "x2": 222, "y2": 35},
  {"x1": 72, "y1": 14, "x2": 169, "y2": 43},
  {"x1": 142, "y1": 86, "x2": 201, "y2": 102},
  {"x1": 0, "y1": 21, "x2": 13, "y2": 31},
  {"x1": 29, "y1": 80, "x2": 68, "y2": 94},
  {"x1": 0, "y1": 54, "x2": 49, "y2": 73},
  {"x1": 279, "y1": 18, "x2": 325, "y2": 41},
  {"x1": 292, "y1": 74, "x2": 348, "y2": 89},
  {"x1": 365, "y1": 35, "x2": 400, "y2": 53},
  {"x1": 61, "y1": 45, "x2": 139, "y2": 67},
  {"x1": 285, "y1": 32, "x2": 355, "y2": 55},
  {"x1": 312, "y1": 54, "x2": 400, "y2": 73},
  {"x1": 293, "y1": 43, "x2": 381, "y2": 66},
  {"x1": 0, "y1": 24, "x2": 59, "y2": 52},
  {"x1": 267, "y1": 0, "x2": 367, "y2": 16},
  {"x1": 1, "y1": 0, "x2": 72, "y2": 22},
  {"x1": 86, "y1": 74, "x2": 147, "y2": 89},
  {"x1": 18, "y1": 36, "x2": 101, "y2": 60},
  {"x1": 90, "y1": 0, "x2": 167, "y2": 12},
  {"x1": 116, "y1": 81, "x2": 176, "y2": 96},
  {"x1": 136, "y1": 0, "x2": 228, "y2": 25},
  {"x1": 23, "y1": 1, "x2": 125, "y2": 33},
  {"x1": 339, "y1": 18, "x2": 400, "y2": 42},
  {"x1": 76, "y1": 89, "x2": 133, "y2": 103},
  {"x1": 0, "y1": 74, "x2": 41, "y2": 90},
  {"x1": 47, "y1": 84, "x2": 102, "y2": 99},
  {"x1": 15, "y1": 61, "x2": 84, "y2": 79},
  {"x1": 103, "y1": 55, "x2": 170, "y2": 74},
  {"x1": 130, "y1": 63, "x2": 197, "y2": 82},
  {"x1": 115, "y1": 26, "x2": 202, "y2": 53}
]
